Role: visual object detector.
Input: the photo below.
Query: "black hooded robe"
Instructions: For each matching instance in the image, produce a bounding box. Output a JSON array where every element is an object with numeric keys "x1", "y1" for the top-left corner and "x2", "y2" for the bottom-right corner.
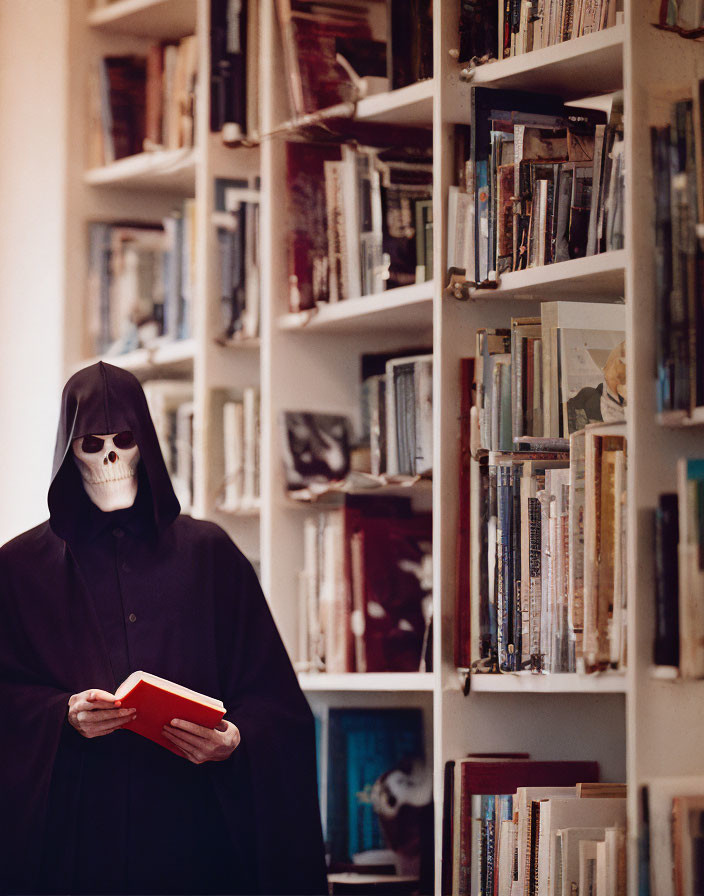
[{"x1": 0, "y1": 361, "x2": 328, "y2": 895}]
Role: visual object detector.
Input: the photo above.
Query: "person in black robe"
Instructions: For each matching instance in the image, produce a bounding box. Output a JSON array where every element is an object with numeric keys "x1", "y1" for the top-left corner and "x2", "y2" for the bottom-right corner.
[{"x1": 0, "y1": 361, "x2": 329, "y2": 896}]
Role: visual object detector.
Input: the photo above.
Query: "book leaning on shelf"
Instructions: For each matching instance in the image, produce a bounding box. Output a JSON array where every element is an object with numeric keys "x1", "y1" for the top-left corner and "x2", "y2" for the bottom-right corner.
[
  {"x1": 449, "y1": 90, "x2": 624, "y2": 285},
  {"x1": 88, "y1": 203, "x2": 197, "y2": 356}
]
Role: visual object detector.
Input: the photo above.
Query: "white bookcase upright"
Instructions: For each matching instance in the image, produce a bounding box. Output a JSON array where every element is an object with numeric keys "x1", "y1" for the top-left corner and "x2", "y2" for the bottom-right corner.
[{"x1": 60, "y1": 0, "x2": 697, "y2": 891}]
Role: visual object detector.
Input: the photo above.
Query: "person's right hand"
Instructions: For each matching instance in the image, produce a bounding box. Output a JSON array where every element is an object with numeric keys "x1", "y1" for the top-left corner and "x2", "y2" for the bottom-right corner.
[{"x1": 67, "y1": 689, "x2": 136, "y2": 739}]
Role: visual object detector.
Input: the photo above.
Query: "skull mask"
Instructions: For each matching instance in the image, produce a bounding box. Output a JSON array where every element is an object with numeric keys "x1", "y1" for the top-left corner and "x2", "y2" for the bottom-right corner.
[{"x1": 71, "y1": 431, "x2": 141, "y2": 512}]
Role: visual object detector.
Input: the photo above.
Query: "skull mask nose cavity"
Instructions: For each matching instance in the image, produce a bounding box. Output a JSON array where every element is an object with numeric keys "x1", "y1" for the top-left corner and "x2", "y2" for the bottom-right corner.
[{"x1": 105, "y1": 451, "x2": 118, "y2": 464}]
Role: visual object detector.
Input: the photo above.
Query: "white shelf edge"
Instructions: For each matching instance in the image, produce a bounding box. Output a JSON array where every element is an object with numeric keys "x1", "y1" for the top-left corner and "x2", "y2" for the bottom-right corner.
[
  {"x1": 88, "y1": 0, "x2": 197, "y2": 37},
  {"x1": 470, "y1": 250, "x2": 626, "y2": 300},
  {"x1": 470, "y1": 25, "x2": 625, "y2": 88},
  {"x1": 355, "y1": 78, "x2": 434, "y2": 123},
  {"x1": 278, "y1": 281, "x2": 434, "y2": 331},
  {"x1": 77, "y1": 338, "x2": 196, "y2": 375},
  {"x1": 657, "y1": 407, "x2": 704, "y2": 427},
  {"x1": 466, "y1": 671, "x2": 627, "y2": 693},
  {"x1": 298, "y1": 672, "x2": 435, "y2": 692},
  {"x1": 84, "y1": 148, "x2": 197, "y2": 188}
]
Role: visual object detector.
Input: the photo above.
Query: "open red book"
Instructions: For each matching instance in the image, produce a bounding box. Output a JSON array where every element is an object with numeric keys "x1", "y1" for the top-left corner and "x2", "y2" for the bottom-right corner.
[{"x1": 114, "y1": 671, "x2": 226, "y2": 756}]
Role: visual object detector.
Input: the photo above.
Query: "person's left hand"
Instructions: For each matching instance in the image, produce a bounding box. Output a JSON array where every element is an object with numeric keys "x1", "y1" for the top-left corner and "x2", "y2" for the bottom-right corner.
[{"x1": 162, "y1": 718, "x2": 240, "y2": 764}]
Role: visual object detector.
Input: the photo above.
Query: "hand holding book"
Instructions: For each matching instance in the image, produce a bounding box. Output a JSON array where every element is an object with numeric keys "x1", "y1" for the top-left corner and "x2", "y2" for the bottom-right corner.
[
  {"x1": 67, "y1": 688, "x2": 136, "y2": 739},
  {"x1": 162, "y1": 718, "x2": 241, "y2": 764}
]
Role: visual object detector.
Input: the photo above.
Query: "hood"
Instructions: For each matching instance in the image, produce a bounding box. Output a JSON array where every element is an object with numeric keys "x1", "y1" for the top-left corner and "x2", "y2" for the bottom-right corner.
[{"x1": 48, "y1": 361, "x2": 181, "y2": 541}]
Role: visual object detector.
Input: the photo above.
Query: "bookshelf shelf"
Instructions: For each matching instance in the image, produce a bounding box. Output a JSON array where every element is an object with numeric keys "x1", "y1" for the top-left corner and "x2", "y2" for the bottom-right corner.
[
  {"x1": 470, "y1": 25, "x2": 624, "y2": 98},
  {"x1": 88, "y1": 0, "x2": 197, "y2": 40},
  {"x1": 81, "y1": 339, "x2": 196, "y2": 377},
  {"x1": 467, "y1": 250, "x2": 627, "y2": 301},
  {"x1": 84, "y1": 148, "x2": 197, "y2": 193},
  {"x1": 467, "y1": 672, "x2": 628, "y2": 694},
  {"x1": 656, "y1": 407, "x2": 704, "y2": 427},
  {"x1": 277, "y1": 282, "x2": 434, "y2": 334},
  {"x1": 299, "y1": 672, "x2": 435, "y2": 692},
  {"x1": 356, "y1": 78, "x2": 434, "y2": 126}
]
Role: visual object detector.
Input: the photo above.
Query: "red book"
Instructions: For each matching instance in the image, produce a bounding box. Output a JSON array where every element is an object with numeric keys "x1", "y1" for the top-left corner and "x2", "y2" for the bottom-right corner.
[{"x1": 114, "y1": 671, "x2": 226, "y2": 756}]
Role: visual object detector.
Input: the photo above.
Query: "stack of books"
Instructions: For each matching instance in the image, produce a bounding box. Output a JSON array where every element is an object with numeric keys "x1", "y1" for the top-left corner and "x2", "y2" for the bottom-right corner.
[
  {"x1": 88, "y1": 37, "x2": 197, "y2": 167},
  {"x1": 442, "y1": 756, "x2": 626, "y2": 896},
  {"x1": 220, "y1": 389, "x2": 261, "y2": 514},
  {"x1": 214, "y1": 179, "x2": 260, "y2": 344},
  {"x1": 275, "y1": 0, "x2": 432, "y2": 118},
  {"x1": 88, "y1": 202, "x2": 196, "y2": 356},
  {"x1": 654, "y1": 459, "x2": 704, "y2": 679},
  {"x1": 210, "y1": 0, "x2": 259, "y2": 141},
  {"x1": 651, "y1": 80, "x2": 704, "y2": 418},
  {"x1": 456, "y1": 0, "x2": 620, "y2": 65},
  {"x1": 286, "y1": 137, "x2": 433, "y2": 312},
  {"x1": 447, "y1": 93, "x2": 624, "y2": 284},
  {"x1": 298, "y1": 496, "x2": 432, "y2": 675},
  {"x1": 142, "y1": 380, "x2": 195, "y2": 512}
]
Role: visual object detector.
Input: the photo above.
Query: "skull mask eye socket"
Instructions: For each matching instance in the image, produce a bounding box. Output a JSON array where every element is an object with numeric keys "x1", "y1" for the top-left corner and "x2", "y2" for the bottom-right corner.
[
  {"x1": 113, "y1": 431, "x2": 135, "y2": 450},
  {"x1": 81, "y1": 435, "x2": 105, "y2": 454},
  {"x1": 80, "y1": 431, "x2": 135, "y2": 453}
]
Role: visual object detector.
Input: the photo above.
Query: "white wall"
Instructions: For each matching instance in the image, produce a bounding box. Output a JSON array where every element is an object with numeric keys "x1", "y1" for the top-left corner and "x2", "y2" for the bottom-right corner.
[{"x1": 0, "y1": 0, "x2": 68, "y2": 545}]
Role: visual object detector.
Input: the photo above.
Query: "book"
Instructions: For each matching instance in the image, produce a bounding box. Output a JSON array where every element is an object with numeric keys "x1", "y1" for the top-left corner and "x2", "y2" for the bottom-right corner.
[
  {"x1": 677, "y1": 458, "x2": 704, "y2": 678},
  {"x1": 654, "y1": 493, "x2": 680, "y2": 667},
  {"x1": 114, "y1": 671, "x2": 226, "y2": 756}
]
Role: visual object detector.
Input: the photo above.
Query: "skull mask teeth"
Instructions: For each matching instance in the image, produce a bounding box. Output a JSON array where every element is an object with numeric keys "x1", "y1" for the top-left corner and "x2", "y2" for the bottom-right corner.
[{"x1": 72, "y1": 432, "x2": 140, "y2": 512}]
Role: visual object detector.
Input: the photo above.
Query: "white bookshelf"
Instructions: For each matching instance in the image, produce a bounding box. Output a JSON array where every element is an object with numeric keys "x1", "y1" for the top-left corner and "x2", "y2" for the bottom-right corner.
[{"x1": 60, "y1": 1, "x2": 681, "y2": 893}]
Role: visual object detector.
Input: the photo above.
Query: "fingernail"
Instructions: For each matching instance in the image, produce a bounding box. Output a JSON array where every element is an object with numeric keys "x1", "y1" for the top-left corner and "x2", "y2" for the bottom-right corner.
[{"x1": 171, "y1": 719, "x2": 178, "y2": 726}]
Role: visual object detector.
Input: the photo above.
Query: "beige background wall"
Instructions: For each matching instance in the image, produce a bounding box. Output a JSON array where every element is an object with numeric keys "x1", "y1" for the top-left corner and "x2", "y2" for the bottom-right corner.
[{"x1": 0, "y1": 0, "x2": 68, "y2": 545}]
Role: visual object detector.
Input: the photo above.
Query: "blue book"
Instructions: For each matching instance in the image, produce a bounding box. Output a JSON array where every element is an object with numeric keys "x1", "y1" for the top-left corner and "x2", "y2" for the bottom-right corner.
[{"x1": 327, "y1": 708, "x2": 424, "y2": 863}]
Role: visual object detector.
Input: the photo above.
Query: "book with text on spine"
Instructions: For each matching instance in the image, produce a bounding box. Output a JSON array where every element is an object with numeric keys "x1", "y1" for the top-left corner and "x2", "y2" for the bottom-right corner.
[{"x1": 114, "y1": 671, "x2": 226, "y2": 756}]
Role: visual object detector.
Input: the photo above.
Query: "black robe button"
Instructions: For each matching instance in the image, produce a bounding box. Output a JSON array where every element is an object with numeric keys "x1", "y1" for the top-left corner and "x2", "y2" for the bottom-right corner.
[{"x1": 128, "y1": 613, "x2": 137, "y2": 623}]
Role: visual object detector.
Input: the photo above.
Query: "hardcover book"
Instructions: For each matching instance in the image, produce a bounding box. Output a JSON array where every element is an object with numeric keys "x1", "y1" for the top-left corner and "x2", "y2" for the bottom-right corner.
[{"x1": 114, "y1": 671, "x2": 225, "y2": 756}]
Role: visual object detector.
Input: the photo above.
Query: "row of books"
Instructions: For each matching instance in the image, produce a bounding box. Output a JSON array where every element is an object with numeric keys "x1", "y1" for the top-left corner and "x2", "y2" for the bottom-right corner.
[
  {"x1": 651, "y1": 80, "x2": 704, "y2": 417},
  {"x1": 88, "y1": 38, "x2": 197, "y2": 167},
  {"x1": 286, "y1": 137, "x2": 433, "y2": 312},
  {"x1": 460, "y1": 423, "x2": 627, "y2": 675},
  {"x1": 473, "y1": 302, "x2": 626, "y2": 449},
  {"x1": 297, "y1": 497, "x2": 432, "y2": 675},
  {"x1": 276, "y1": 0, "x2": 432, "y2": 119},
  {"x1": 448, "y1": 92, "x2": 624, "y2": 285},
  {"x1": 210, "y1": 0, "x2": 259, "y2": 140},
  {"x1": 214, "y1": 178, "x2": 260, "y2": 343},
  {"x1": 442, "y1": 756, "x2": 625, "y2": 896},
  {"x1": 143, "y1": 380, "x2": 195, "y2": 512},
  {"x1": 220, "y1": 389, "x2": 261, "y2": 514},
  {"x1": 279, "y1": 352, "x2": 433, "y2": 499},
  {"x1": 88, "y1": 204, "x2": 196, "y2": 356},
  {"x1": 457, "y1": 0, "x2": 620, "y2": 65},
  {"x1": 653, "y1": 458, "x2": 704, "y2": 679},
  {"x1": 643, "y1": 776, "x2": 704, "y2": 896},
  {"x1": 316, "y1": 706, "x2": 432, "y2": 884}
]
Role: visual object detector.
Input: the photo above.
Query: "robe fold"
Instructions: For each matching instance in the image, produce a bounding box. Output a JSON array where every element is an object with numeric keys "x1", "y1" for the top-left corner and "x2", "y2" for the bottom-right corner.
[{"x1": 0, "y1": 361, "x2": 328, "y2": 895}]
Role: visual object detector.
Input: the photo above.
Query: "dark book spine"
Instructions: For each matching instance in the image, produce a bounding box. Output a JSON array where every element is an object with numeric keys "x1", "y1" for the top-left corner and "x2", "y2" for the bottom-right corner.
[
  {"x1": 654, "y1": 493, "x2": 680, "y2": 666},
  {"x1": 511, "y1": 464, "x2": 522, "y2": 670},
  {"x1": 528, "y1": 495, "x2": 542, "y2": 671},
  {"x1": 488, "y1": 464, "x2": 499, "y2": 666},
  {"x1": 441, "y1": 760, "x2": 455, "y2": 896},
  {"x1": 650, "y1": 125, "x2": 675, "y2": 412}
]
